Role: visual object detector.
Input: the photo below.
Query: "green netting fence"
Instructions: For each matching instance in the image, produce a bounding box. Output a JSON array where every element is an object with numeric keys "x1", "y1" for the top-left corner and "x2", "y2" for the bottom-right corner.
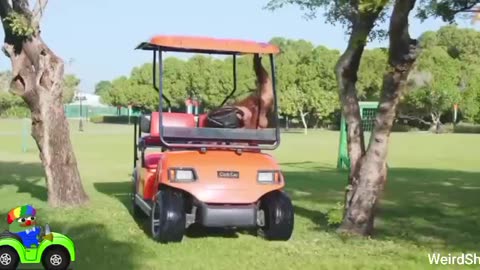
[
  {"x1": 337, "y1": 101, "x2": 379, "y2": 170},
  {"x1": 63, "y1": 105, "x2": 142, "y2": 118}
]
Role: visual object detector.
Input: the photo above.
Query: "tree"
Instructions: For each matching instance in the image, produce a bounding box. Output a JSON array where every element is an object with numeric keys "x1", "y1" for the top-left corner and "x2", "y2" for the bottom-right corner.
[
  {"x1": 357, "y1": 48, "x2": 388, "y2": 100},
  {"x1": 400, "y1": 47, "x2": 462, "y2": 131},
  {"x1": 0, "y1": 0, "x2": 88, "y2": 206},
  {"x1": 399, "y1": 25, "x2": 480, "y2": 126},
  {"x1": 63, "y1": 74, "x2": 80, "y2": 104},
  {"x1": 266, "y1": 0, "x2": 480, "y2": 235},
  {"x1": 95, "y1": 80, "x2": 112, "y2": 96},
  {"x1": 432, "y1": 25, "x2": 480, "y2": 123},
  {"x1": 271, "y1": 38, "x2": 339, "y2": 131}
]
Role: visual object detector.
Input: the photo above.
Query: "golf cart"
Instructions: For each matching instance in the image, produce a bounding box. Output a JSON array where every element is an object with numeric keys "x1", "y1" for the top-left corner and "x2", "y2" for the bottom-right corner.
[
  {"x1": 131, "y1": 35, "x2": 294, "y2": 243},
  {"x1": 0, "y1": 224, "x2": 75, "y2": 270}
]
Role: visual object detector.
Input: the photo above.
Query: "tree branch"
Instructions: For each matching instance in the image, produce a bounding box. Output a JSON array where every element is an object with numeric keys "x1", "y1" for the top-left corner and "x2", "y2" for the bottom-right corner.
[
  {"x1": 12, "y1": 0, "x2": 31, "y2": 15},
  {"x1": 453, "y1": 2, "x2": 479, "y2": 13},
  {"x1": 0, "y1": 0, "x2": 12, "y2": 19},
  {"x1": 388, "y1": 0, "x2": 419, "y2": 69},
  {"x1": 32, "y1": 0, "x2": 47, "y2": 30},
  {"x1": 397, "y1": 114, "x2": 432, "y2": 126}
]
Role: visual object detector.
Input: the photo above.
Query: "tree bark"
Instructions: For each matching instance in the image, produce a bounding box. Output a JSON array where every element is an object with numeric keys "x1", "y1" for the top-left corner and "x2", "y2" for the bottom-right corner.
[
  {"x1": 299, "y1": 109, "x2": 308, "y2": 134},
  {"x1": 338, "y1": 0, "x2": 419, "y2": 236},
  {"x1": 0, "y1": 0, "x2": 88, "y2": 207},
  {"x1": 430, "y1": 112, "x2": 442, "y2": 133},
  {"x1": 335, "y1": 3, "x2": 385, "y2": 211}
]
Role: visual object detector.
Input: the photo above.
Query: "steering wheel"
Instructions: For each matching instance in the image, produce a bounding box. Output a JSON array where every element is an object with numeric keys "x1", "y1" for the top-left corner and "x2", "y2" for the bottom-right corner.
[{"x1": 40, "y1": 224, "x2": 53, "y2": 242}]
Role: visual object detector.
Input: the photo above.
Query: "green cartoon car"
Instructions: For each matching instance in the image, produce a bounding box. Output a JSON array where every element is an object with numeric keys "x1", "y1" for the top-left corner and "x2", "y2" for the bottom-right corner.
[{"x1": 0, "y1": 224, "x2": 75, "y2": 270}]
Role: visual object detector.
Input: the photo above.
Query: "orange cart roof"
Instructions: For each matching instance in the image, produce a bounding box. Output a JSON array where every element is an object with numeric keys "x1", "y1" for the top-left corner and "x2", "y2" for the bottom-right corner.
[{"x1": 136, "y1": 35, "x2": 280, "y2": 55}]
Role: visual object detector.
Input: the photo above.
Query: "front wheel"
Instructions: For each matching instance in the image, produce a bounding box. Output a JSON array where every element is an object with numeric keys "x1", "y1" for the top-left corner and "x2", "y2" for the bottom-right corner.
[
  {"x1": 41, "y1": 246, "x2": 70, "y2": 270},
  {"x1": 258, "y1": 191, "x2": 294, "y2": 241},
  {"x1": 150, "y1": 188, "x2": 186, "y2": 243},
  {"x1": 0, "y1": 247, "x2": 19, "y2": 270}
]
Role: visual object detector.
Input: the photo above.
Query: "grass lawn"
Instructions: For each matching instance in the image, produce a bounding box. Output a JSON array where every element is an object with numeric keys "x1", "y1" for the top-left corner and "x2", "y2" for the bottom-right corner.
[{"x1": 1, "y1": 118, "x2": 479, "y2": 270}]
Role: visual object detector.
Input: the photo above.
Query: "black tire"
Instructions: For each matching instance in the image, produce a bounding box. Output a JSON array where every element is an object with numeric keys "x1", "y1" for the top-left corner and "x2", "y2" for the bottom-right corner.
[
  {"x1": 0, "y1": 246, "x2": 19, "y2": 270},
  {"x1": 258, "y1": 191, "x2": 294, "y2": 241},
  {"x1": 131, "y1": 170, "x2": 145, "y2": 218},
  {"x1": 41, "y1": 246, "x2": 70, "y2": 270},
  {"x1": 150, "y1": 188, "x2": 186, "y2": 243}
]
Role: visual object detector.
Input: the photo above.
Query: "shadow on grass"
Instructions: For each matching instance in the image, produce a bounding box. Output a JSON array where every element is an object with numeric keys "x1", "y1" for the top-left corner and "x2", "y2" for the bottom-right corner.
[
  {"x1": 281, "y1": 162, "x2": 480, "y2": 251},
  {"x1": 0, "y1": 161, "x2": 47, "y2": 201},
  {"x1": 45, "y1": 221, "x2": 137, "y2": 270},
  {"x1": 93, "y1": 181, "x2": 244, "y2": 239}
]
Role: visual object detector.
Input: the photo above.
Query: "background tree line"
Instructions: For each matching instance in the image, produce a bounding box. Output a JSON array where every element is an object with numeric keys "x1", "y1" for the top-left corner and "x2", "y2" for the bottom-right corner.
[
  {"x1": 1, "y1": 25, "x2": 479, "y2": 132},
  {"x1": 96, "y1": 25, "x2": 480, "y2": 131}
]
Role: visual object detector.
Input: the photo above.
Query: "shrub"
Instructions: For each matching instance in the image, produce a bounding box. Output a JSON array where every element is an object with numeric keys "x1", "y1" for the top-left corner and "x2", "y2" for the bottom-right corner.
[
  {"x1": 0, "y1": 106, "x2": 30, "y2": 118},
  {"x1": 326, "y1": 202, "x2": 344, "y2": 227},
  {"x1": 440, "y1": 123, "x2": 454, "y2": 133},
  {"x1": 453, "y1": 123, "x2": 480, "y2": 134},
  {"x1": 391, "y1": 123, "x2": 412, "y2": 132},
  {"x1": 89, "y1": 115, "x2": 138, "y2": 124}
]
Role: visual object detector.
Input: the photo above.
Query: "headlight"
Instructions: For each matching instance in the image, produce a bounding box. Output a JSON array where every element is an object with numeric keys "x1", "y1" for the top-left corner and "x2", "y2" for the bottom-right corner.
[
  {"x1": 257, "y1": 170, "x2": 281, "y2": 183},
  {"x1": 168, "y1": 168, "x2": 197, "y2": 182}
]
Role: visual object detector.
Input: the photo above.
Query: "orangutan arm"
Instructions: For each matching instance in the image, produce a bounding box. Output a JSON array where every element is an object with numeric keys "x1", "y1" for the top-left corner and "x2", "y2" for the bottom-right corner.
[
  {"x1": 253, "y1": 54, "x2": 273, "y2": 102},
  {"x1": 232, "y1": 54, "x2": 274, "y2": 129}
]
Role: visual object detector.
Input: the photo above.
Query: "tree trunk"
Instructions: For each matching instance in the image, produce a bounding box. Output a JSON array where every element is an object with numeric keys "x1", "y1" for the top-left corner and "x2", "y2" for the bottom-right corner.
[
  {"x1": 0, "y1": 0, "x2": 88, "y2": 207},
  {"x1": 338, "y1": 0, "x2": 419, "y2": 236},
  {"x1": 430, "y1": 112, "x2": 442, "y2": 133},
  {"x1": 30, "y1": 90, "x2": 88, "y2": 206},
  {"x1": 334, "y1": 4, "x2": 385, "y2": 210},
  {"x1": 299, "y1": 110, "x2": 308, "y2": 134}
]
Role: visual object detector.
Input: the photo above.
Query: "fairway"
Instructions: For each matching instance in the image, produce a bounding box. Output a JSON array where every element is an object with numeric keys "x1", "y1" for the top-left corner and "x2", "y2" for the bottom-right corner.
[{"x1": 0, "y1": 119, "x2": 479, "y2": 270}]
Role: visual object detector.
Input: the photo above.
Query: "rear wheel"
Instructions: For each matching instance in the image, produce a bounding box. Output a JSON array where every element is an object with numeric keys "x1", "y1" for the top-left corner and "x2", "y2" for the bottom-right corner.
[
  {"x1": 258, "y1": 191, "x2": 294, "y2": 241},
  {"x1": 150, "y1": 188, "x2": 186, "y2": 243},
  {"x1": 42, "y1": 246, "x2": 70, "y2": 270},
  {"x1": 0, "y1": 247, "x2": 19, "y2": 270}
]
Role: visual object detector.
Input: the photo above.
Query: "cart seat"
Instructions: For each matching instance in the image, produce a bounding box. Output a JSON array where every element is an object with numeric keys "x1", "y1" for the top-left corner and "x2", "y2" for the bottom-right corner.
[
  {"x1": 198, "y1": 113, "x2": 208, "y2": 127},
  {"x1": 140, "y1": 112, "x2": 196, "y2": 146},
  {"x1": 150, "y1": 112, "x2": 196, "y2": 135},
  {"x1": 144, "y1": 152, "x2": 162, "y2": 170}
]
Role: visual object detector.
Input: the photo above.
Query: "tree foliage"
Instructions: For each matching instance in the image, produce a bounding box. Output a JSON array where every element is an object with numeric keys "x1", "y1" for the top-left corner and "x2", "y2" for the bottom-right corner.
[
  {"x1": 63, "y1": 74, "x2": 80, "y2": 104},
  {"x1": 98, "y1": 38, "x2": 343, "y2": 128},
  {"x1": 95, "y1": 26, "x2": 480, "y2": 128},
  {"x1": 400, "y1": 25, "x2": 480, "y2": 126}
]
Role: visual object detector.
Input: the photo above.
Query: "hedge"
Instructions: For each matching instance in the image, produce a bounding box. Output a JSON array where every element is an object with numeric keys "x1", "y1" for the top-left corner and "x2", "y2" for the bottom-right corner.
[
  {"x1": 453, "y1": 123, "x2": 480, "y2": 134},
  {"x1": 0, "y1": 106, "x2": 30, "y2": 118},
  {"x1": 90, "y1": 115, "x2": 138, "y2": 124}
]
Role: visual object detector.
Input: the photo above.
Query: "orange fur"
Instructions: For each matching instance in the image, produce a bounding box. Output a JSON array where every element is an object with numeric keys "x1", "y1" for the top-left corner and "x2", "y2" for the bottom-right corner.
[{"x1": 233, "y1": 54, "x2": 273, "y2": 129}]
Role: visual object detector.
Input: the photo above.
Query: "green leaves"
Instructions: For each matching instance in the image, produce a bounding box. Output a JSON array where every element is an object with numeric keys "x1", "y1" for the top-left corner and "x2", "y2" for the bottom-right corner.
[
  {"x1": 400, "y1": 25, "x2": 480, "y2": 123},
  {"x1": 3, "y1": 12, "x2": 35, "y2": 37},
  {"x1": 63, "y1": 74, "x2": 80, "y2": 104},
  {"x1": 272, "y1": 38, "x2": 340, "y2": 122},
  {"x1": 416, "y1": 1, "x2": 480, "y2": 23}
]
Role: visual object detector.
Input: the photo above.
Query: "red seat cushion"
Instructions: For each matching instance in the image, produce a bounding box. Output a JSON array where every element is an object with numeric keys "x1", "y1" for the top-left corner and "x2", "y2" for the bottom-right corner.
[
  {"x1": 198, "y1": 113, "x2": 208, "y2": 127},
  {"x1": 150, "y1": 112, "x2": 196, "y2": 137},
  {"x1": 144, "y1": 153, "x2": 162, "y2": 169}
]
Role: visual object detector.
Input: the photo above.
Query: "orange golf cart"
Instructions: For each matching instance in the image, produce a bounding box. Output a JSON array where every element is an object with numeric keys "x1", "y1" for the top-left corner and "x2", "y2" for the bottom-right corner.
[{"x1": 131, "y1": 35, "x2": 294, "y2": 243}]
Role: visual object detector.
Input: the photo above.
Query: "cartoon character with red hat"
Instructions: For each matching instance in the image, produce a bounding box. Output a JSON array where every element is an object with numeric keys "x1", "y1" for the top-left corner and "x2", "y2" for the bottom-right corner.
[{"x1": 7, "y1": 204, "x2": 42, "y2": 248}]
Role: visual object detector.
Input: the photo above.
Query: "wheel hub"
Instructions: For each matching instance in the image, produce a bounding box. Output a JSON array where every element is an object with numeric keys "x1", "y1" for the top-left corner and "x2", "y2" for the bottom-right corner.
[
  {"x1": 50, "y1": 254, "x2": 62, "y2": 266},
  {"x1": 0, "y1": 253, "x2": 12, "y2": 265}
]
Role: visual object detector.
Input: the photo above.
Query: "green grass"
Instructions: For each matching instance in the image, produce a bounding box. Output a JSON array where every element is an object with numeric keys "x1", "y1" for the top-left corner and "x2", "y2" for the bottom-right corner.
[{"x1": 1, "y1": 118, "x2": 480, "y2": 269}]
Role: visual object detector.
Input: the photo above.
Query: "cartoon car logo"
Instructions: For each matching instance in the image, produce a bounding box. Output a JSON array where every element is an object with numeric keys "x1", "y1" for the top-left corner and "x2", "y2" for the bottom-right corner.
[{"x1": 0, "y1": 205, "x2": 76, "y2": 270}]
